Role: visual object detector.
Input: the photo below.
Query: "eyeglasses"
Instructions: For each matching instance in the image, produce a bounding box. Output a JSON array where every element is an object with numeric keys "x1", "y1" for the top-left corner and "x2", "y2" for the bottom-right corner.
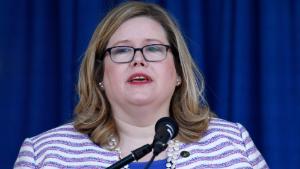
[{"x1": 104, "y1": 44, "x2": 170, "y2": 63}]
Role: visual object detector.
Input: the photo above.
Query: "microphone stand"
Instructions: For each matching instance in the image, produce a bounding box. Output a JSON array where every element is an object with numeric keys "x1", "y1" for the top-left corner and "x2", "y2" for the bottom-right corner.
[
  {"x1": 143, "y1": 140, "x2": 169, "y2": 169},
  {"x1": 107, "y1": 144, "x2": 152, "y2": 169}
]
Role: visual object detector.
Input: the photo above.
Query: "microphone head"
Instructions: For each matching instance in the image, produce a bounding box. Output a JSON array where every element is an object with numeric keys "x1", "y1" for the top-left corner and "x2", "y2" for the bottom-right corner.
[
  {"x1": 155, "y1": 117, "x2": 179, "y2": 140},
  {"x1": 152, "y1": 117, "x2": 179, "y2": 156}
]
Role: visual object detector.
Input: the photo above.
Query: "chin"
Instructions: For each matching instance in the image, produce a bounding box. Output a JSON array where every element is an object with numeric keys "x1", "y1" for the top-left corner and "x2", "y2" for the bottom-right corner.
[{"x1": 127, "y1": 97, "x2": 155, "y2": 105}]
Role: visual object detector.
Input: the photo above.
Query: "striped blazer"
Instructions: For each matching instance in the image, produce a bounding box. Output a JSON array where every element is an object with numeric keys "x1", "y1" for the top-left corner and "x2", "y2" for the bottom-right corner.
[{"x1": 14, "y1": 118, "x2": 269, "y2": 168}]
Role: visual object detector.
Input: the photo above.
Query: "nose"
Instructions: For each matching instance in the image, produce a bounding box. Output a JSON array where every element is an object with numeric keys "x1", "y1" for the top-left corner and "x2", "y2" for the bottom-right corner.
[{"x1": 130, "y1": 50, "x2": 148, "y2": 67}]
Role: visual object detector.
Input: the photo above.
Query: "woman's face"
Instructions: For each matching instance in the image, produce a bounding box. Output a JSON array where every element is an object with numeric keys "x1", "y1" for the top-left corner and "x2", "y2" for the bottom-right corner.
[{"x1": 103, "y1": 16, "x2": 178, "y2": 115}]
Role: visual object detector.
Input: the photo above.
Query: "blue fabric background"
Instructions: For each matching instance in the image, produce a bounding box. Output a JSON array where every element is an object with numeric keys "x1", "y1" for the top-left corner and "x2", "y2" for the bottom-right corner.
[{"x1": 0, "y1": 0, "x2": 299, "y2": 168}]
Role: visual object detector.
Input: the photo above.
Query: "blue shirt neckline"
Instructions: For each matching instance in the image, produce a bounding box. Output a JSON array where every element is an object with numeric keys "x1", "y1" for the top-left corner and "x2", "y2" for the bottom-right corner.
[{"x1": 129, "y1": 159, "x2": 167, "y2": 169}]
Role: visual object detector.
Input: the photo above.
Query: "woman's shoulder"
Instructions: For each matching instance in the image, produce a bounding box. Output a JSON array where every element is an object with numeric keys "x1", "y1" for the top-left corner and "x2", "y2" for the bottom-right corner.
[
  {"x1": 15, "y1": 123, "x2": 118, "y2": 168},
  {"x1": 176, "y1": 118, "x2": 268, "y2": 168},
  {"x1": 22, "y1": 122, "x2": 98, "y2": 154},
  {"x1": 29, "y1": 122, "x2": 86, "y2": 143},
  {"x1": 207, "y1": 117, "x2": 242, "y2": 131},
  {"x1": 198, "y1": 117, "x2": 249, "y2": 147}
]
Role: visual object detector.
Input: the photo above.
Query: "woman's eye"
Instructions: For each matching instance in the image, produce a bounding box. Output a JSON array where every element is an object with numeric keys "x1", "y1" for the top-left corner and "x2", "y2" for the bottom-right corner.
[
  {"x1": 146, "y1": 46, "x2": 161, "y2": 52},
  {"x1": 113, "y1": 47, "x2": 131, "y2": 54}
]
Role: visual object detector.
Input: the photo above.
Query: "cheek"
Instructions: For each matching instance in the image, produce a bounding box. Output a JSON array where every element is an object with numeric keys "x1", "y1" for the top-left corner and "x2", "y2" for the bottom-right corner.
[
  {"x1": 161, "y1": 58, "x2": 178, "y2": 83},
  {"x1": 169, "y1": 57, "x2": 178, "y2": 76},
  {"x1": 103, "y1": 59, "x2": 120, "y2": 84}
]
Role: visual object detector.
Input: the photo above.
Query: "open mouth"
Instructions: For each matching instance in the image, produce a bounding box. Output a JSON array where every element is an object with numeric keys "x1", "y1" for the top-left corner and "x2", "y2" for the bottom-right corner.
[{"x1": 127, "y1": 73, "x2": 152, "y2": 83}]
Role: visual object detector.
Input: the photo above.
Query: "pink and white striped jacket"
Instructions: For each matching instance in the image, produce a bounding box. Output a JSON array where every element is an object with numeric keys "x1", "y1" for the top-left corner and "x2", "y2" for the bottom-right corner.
[{"x1": 14, "y1": 118, "x2": 268, "y2": 169}]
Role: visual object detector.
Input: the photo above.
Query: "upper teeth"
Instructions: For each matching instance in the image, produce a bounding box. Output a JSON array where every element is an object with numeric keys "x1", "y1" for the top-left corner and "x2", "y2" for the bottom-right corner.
[{"x1": 133, "y1": 76, "x2": 146, "y2": 80}]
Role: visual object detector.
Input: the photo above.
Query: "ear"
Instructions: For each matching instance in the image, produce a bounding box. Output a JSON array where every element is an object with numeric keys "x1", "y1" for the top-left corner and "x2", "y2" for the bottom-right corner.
[
  {"x1": 176, "y1": 76, "x2": 182, "y2": 86},
  {"x1": 99, "y1": 81, "x2": 105, "y2": 89}
]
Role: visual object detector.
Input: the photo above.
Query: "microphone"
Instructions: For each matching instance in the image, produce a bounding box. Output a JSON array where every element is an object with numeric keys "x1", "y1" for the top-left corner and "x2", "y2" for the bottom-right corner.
[
  {"x1": 107, "y1": 117, "x2": 178, "y2": 169},
  {"x1": 107, "y1": 144, "x2": 152, "y2": 169},
  {"x1": 152, "y1": 117, "x2": 179, "y2": 156}
]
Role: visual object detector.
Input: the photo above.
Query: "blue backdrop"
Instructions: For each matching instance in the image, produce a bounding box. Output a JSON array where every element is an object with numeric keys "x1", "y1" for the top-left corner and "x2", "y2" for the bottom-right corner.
[{"x1": 1, "y1": 0, "x2": 299, "y2": 168}]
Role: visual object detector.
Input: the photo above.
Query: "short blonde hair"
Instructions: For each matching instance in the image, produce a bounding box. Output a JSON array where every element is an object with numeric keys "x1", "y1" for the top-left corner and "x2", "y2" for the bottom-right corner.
[{"x1": 74, "y1": 1, "x2": 213, "y2": 149}]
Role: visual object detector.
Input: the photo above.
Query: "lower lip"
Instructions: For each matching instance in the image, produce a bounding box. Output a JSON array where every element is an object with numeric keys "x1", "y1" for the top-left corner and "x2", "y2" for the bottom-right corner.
[{"x1": 128, "y1": 80, "x2": 152, "y2": 85}]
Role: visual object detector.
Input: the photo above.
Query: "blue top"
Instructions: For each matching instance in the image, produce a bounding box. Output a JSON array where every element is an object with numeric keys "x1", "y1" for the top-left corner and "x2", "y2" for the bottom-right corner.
[{"x1": 129, "y1": 159, "x2": 166, "y2": 169}]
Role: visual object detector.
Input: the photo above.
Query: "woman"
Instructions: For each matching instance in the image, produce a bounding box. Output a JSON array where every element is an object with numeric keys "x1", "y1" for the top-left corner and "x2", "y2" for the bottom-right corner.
[{"x1": 15, "y1": 1, "x2": 268, "y2": 169}]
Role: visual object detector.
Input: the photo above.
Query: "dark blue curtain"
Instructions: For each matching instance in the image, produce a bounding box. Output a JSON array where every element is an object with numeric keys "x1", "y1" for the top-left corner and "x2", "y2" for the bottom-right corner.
[{"x1": 1, "y1": 0, "x2": 299, "y2": 168}]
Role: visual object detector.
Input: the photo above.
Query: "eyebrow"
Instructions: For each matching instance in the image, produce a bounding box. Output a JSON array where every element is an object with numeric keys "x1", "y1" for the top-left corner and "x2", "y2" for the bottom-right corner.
[
  {"x1": 110, "y1": 38, "x2": 166, "y2": 47},
  {"x1": 144, "y1": 38, "x2": 165, "y2": 44},
  {"x1": 110, "y1": 40, "x2": 131, "y2": 47}
]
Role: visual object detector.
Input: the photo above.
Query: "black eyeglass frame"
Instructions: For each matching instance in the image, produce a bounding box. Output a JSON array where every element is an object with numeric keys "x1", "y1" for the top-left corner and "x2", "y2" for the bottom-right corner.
[{"x1": 104, "y1": 44, "x2": 171, "y2": 63}]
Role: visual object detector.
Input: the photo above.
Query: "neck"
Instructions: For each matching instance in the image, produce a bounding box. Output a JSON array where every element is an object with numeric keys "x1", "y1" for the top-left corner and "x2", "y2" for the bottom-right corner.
[
  {"x1": 111, "y1": 102, "x2": 170, "y2": 126},
  {"x1": 116, "y1": 117, "x2": 154, "y2": 144},
  {"x1": 113, "y1": 114, "x2": 168, "y2": 161}
]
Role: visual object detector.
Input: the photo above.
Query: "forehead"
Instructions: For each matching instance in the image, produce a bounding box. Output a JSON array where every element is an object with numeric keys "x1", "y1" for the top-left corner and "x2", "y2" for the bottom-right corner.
[{"x1": 107, "y1": 16, "x2": 168, "y2": 46}]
